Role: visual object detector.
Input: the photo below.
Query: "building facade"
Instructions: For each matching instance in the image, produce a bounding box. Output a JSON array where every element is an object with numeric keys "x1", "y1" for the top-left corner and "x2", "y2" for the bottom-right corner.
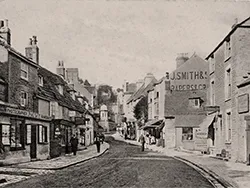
[
  {"x1": 206, "y1": 17, "x2": 250, "y2": 162},
  {"x1": 0, "y1": 22, "x2": 51, "y2": 163}
]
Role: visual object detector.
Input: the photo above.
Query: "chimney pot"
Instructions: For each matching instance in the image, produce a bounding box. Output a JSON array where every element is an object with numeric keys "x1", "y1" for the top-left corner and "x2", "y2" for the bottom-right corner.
[
  {"x1": 0, "y1": 20, "x2": 4, "y2": 28},
  {"x1": 4, "y1": 19, "x2": 8, "y2": 27},
  {"x1": 32, "y1": 36, "x2": 37, "y2": 45}
]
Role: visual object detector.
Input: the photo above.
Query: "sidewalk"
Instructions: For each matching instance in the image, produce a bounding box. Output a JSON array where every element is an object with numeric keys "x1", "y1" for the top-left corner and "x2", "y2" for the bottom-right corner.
[
  {"x1": 113, "y1": 133, "x2": 250, "y2": 188},
  {"x1": 11, "y1": 142, "x2": 109, "y2": 170}
]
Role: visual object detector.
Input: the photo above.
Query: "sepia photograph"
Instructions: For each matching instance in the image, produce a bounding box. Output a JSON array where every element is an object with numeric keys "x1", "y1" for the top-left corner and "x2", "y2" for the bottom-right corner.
[{"x1": 0, "y1": 0, "x2": 250, "y2": 187}]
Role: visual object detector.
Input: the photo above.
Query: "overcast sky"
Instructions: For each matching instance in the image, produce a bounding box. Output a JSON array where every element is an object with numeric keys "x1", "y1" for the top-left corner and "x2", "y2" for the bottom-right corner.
[{"x1": 0, "y1": 0, "x2": 250, "y2": 88}]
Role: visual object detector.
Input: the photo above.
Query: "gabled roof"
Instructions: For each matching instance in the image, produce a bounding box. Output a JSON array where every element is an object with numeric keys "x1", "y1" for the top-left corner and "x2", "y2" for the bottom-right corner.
[
  {"x1": 165, "y1": 90, "x2": 207, "y2": 116},
  {"x1": 124, "y1": 83, "x2": 137, "y2": 94},
  {"x1": 206, "y1": 17, "x2": 250, "y2": 60},
  {"x1": 127, "y1": 78, "x2": 157, "y2": 104},
  {"x1": 0, "y1": 37, "x2": 39, "y2": 68},
  {"x1": 37, "y1": 66, "x2": 86, "y2": 113},
  {"x1": 174, "y1": 115, "x2": 206, "y2": 128}
]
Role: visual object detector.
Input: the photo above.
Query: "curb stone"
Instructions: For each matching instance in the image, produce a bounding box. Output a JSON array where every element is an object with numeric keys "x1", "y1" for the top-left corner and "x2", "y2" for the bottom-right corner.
[
  {"x1": 174, "y1": 156, "x2": 235, "y2": 188},
  {"x1": 13, "y1": 144, "x2": 110, "y2": 171}
]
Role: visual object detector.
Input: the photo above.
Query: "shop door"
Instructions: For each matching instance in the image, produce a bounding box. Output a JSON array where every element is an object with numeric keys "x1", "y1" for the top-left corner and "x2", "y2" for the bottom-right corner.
[{"x1": 30, "y1": 125, "x2": 37, "y2": 159}]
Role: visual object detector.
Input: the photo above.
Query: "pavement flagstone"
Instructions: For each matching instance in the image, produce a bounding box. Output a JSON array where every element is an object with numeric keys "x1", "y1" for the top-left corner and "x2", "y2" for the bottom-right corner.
[{"x1": 0, "y1": 142, "x2": 109, "y2": 187}]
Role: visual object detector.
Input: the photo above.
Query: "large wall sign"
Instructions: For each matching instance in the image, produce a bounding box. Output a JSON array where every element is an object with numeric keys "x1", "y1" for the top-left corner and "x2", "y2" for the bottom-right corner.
[
  {"x1": 0, "y1": 105, "x2": 52, "y2": 121},
  {"x1": 238, "y1": 94, "x2": 249, "y2": 114},
  {"x1": 170, "y1": 70, "x2": 208, "y2": 91}
]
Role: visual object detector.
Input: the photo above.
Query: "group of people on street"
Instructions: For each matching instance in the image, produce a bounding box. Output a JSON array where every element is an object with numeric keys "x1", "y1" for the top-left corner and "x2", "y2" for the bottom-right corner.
[
  {"x1": 69, "y1": 133, "x2": 105, "y2": 156},
  {"x1": 138, "y1": 133, "x2": 156, "y2": 152}
]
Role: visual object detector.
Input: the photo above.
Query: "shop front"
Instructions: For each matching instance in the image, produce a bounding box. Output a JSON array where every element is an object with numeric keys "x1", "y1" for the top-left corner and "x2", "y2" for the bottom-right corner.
[
  {"x1": 142, "y1": 119, "x2": 165, "y2": 146},
  {"x1": 195, "y1": 115, "x2": 216, "y2": 154},
  {"x1": 0, "y1": 104, "x2": 51, "y2": 164},
  {"x1": 50, "y1": 119, "x2": 74, "y2": 158}
]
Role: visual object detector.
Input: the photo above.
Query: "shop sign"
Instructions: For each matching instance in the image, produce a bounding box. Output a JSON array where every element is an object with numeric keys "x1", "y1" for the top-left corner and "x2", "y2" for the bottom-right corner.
[
  {"x1": 238, "y1": 94, "x2": 249, "y2": 114},
  {"x1": 0, "y1": 105, "x2": 52, "y2": 121},
  {"x1": 170, "y1": 70, "x2": 208, "y2": 91},
  {"x1": 195, "y1": 129, "x2": 207, "y2": 151}
]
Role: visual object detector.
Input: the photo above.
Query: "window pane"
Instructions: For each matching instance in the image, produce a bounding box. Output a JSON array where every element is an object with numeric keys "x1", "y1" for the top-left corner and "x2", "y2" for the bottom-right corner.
[{"x1": 2, "y1": 125, "x2": 10, "y2": 145}]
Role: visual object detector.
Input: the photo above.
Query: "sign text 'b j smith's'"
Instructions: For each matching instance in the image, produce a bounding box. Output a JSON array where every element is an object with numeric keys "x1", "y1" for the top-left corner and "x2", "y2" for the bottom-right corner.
[{"x1": 169, "y1": 71, "x2": 208, "y2": 91}]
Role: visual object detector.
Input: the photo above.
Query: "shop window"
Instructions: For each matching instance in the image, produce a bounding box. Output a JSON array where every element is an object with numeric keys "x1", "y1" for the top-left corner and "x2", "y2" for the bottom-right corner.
[
  {"x1": 1, "y1": 124, "x2": 10, "y2": 145},
  {"x1": 38, "y1": 125, "x2": 48, "y2": 143},
  {"x1": 10, "y1": 119, "x2": 25, "y2": 150},
  {"x1": 21, "y1": 62, "x2": 29, "y2": 80},
  {"x1": 26, "y1": 124, "x2": 31, "y2": 144},
  {"x1": 20, "y1": 91, "x2": 28, "y2": 107},
  {"x1": 182, "y1": 127, "x2": 193, "y2": 140}
]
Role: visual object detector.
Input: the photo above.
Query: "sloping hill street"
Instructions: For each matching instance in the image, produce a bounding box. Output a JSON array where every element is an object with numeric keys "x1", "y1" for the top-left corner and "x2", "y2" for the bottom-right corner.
[{"x1": 5, "y1": 137, "x2": 213, "y2": 188}]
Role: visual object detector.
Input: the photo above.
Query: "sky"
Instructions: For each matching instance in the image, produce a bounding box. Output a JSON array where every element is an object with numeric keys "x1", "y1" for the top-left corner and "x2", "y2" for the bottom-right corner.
[{"x1": 0, "y1": 0, "x2": 250, "y2": 88}]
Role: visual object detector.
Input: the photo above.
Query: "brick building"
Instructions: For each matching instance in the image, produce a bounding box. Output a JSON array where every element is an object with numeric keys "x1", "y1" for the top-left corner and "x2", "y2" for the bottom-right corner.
[
  {"x1": 146, "y1": 53, "x2": 209, "y2": 150},
  {"x1": 0, "y1": 20, "x2": 91, "y2": 163},
  {"x1": 0, "y1": 21, "x2": 51, "y2": 163},
  {"x1": 206, "y1": 17, "x2": 250, "y2": 163}
]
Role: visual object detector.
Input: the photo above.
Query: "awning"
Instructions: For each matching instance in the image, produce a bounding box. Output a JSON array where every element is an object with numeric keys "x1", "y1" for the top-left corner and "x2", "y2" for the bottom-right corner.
[
  {"x1": 142, "y1": 119, "x2": 164, "y2": 130},
  {"x1": 199, "y1": 115, "x2": 215, "y2": 132}
]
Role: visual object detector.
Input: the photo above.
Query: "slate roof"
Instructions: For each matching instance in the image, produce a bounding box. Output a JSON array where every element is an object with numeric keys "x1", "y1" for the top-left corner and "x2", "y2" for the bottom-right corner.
[
  {"x1": 206, "y1": 17, "x2": 250, "y2": 60},
  {"x1": 0, "y1": 37, "x2": 39, "y2": 68},
  {"x1": 127, "y1": 78, "x2": 157, "y2": 104},
  {"x1": 164, "y1": 90, "x2": 207, "y2": 116},
  {"x1": 124, "y1": 83, "x2": 137, "y2": 94},
  {"x1": 173, "y1": 115, "x2": 206, "y2": 128},
  {"x1": 37, "y1": 67, "x2": 86, "y2": 113}
]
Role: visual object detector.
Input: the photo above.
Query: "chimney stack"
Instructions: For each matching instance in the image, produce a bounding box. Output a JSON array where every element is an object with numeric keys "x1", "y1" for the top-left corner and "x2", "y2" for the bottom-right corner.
[
  {"x1": 0, "y1": 19, "x2": 11, "y2": 45},
  {"x1": 25, "y1": 36, "x2": 39, "y2": 64},
  {"x1": 232, "y1": 18, "x2": 238, "y2": 29},
  {"x1": 56, "y1": 60, "x2": 66, "y2": 79},
  {"x1": 176, "y1": 53, "x2": 189, "y2": 68}
]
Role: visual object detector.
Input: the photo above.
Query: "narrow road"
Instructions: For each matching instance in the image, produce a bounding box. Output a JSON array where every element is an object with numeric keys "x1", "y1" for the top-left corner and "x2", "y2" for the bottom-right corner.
[{"x1": 6, "y1": 137, "x2": 214, "y2": 188}]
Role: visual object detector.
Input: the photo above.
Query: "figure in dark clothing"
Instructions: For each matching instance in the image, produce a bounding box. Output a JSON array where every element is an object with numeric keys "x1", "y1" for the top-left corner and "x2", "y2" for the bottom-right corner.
[
  {"x1": 100, "y1": 134, "x2": 105, "y2": 144},
  {"x1": 95, "y1": 136, "x2": 101, "y2": 153},
  {"x1": 139, "y1": 134, "x2": 145, "y2": 152},
  {"x1": 70, "y1": 134, "x2": 79, "y2": 156}
]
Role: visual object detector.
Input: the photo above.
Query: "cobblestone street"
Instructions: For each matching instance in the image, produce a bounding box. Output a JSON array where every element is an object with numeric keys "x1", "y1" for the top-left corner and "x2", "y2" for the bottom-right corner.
[{"x1": 4, "y1": 137, "x2": 213, "y2": 188}]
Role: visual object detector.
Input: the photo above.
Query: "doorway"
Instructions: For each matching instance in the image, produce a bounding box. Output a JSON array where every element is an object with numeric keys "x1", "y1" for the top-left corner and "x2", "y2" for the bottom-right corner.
[{"x1": 30, "y1": 125, "x2": 37, "y2": 159}]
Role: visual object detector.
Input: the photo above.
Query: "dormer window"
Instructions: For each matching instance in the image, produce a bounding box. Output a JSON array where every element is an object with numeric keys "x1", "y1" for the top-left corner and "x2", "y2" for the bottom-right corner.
[
  {"x1": 56, "y1": 85, "x2": 63, "y2": 95},
  {"x1": 38, "y1": 75, "x2": 43, "y2": 86},
  {"x1": 70, "y1": 91, "x2": 75, "y2": 100},
  {"x1": 189, "y1": 98, "x2": 201, "y2": 108}
]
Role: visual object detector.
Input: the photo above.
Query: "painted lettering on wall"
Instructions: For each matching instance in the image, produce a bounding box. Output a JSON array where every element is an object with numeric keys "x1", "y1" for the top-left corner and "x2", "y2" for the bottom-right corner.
[
  {"x1": 171, "y1": 84, "x2": 206, "y2": 91},
  {"x1": 170, "y1": 71, "x2": 208, "y2": 80}
]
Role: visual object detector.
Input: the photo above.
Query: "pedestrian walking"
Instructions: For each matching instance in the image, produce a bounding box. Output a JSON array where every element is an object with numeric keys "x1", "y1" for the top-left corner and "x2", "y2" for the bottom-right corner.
[
  {"x1": 95, "y1": 136, "x2": 101, "y2": 153},
  {"x1": 145, "y1": 134, "x2": 150, "y2": 149},
  {"x1": 100, "y1": 133, "x2": 105, "y2": 144},
  {"x1": 70, "y1": 134, "x2": 79, "y2": 156},
  {"x1": 139, "y1": 134, "x2": 145, "y2": 152}
]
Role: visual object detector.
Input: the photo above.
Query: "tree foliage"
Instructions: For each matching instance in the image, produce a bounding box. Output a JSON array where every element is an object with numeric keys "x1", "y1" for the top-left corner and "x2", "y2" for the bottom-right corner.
[
  {"x1": 133, "y1": 96, "x2": 148, "y2": 122},
  {"x1": 97, "y1": 85, "x2": 117, "y2": 106}
]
